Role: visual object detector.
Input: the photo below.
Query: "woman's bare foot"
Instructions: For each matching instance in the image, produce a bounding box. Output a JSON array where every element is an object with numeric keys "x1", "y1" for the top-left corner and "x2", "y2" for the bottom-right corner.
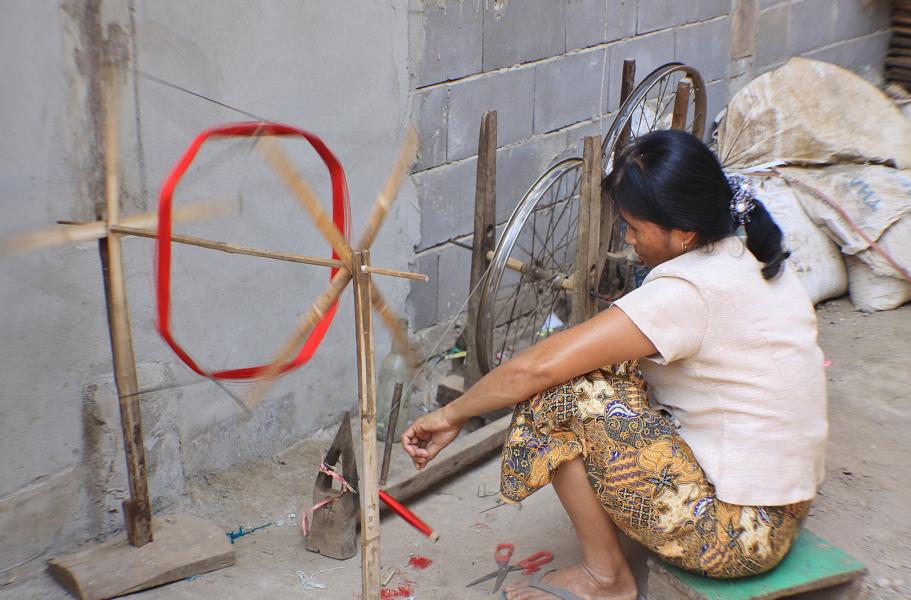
[{"x1": 503, "y1": 561, "x2": 637, "y2": 600}]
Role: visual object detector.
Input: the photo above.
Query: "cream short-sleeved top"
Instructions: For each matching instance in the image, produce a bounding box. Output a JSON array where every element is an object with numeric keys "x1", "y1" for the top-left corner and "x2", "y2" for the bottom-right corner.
[{"x1": 613, "y1": 236, "x2": 828, "y2": 506}]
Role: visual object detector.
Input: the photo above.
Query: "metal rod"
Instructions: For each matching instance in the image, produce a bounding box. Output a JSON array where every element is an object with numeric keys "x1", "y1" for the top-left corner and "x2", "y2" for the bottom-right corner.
[
  {"x1": 379, "y1": 382, "x2": 403, "y2": 487},
  {"x1": 485, "y1": 250, "x2": 574, "y2": 290}
]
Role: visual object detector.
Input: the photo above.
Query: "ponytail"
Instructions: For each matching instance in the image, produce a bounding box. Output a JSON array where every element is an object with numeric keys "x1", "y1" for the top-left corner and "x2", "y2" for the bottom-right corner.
[
  {"x1": 743, "y1": 198, "x2": 790, "y2": 280},
  {"x1": 605, "y1": 130, "x2": 790, "y2": 280}
]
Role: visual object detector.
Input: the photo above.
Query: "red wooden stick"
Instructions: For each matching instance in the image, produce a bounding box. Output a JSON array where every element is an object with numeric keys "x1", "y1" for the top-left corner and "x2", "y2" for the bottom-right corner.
[{"x1": 379, "y1": 489, "x2": 439, "y2": 542}]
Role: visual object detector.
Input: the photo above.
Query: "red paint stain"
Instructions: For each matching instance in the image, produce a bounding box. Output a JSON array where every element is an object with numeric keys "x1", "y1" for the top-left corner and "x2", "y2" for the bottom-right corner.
[
  {"x1": 381, "y1": 584, "x2": 414, "y2": 599},
  {"x1": 408, "y1": 555, "x2": 433, "y2": 570}
]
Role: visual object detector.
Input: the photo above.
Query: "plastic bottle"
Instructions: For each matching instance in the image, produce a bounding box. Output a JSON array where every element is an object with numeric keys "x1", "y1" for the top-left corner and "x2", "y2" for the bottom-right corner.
[{"x1": 376, "y1": 332, "x2": 411, "y2": 442}]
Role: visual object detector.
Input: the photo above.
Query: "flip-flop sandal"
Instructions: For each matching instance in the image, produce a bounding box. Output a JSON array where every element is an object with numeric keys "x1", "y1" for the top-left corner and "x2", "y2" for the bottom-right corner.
[{"x1": 499, "y1": 571, "x2": 584, "y2": 600}]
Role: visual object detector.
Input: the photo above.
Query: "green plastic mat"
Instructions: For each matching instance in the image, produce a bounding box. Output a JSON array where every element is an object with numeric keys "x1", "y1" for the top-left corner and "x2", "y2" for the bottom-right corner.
[{"x1": 657, "y1": 529, "x2": 866, "y2": 600}]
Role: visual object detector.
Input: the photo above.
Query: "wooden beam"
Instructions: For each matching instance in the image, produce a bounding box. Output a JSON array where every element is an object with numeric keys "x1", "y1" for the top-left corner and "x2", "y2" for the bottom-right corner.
[
  {"x1": 99, "y1": 54, "x2": 152, "y2": 546},
  {"x1": 352, "y1": 250, "x2": 381, "y2": 598},
  {"x1": 617, "y1": 59, "x2": 637, "y2": 152},
  {"x1": 571, "y1": 135, "x2": 601, "y2": 325},
  {"x1": 465, "y1": 111, "x2": 498, "y2": 387},
  {"x1": 383, "y1": 414, "x2": 511, "y2": 504},
  {"x1": 671, "y1": 80, "x2": 691, "y2": 131}
]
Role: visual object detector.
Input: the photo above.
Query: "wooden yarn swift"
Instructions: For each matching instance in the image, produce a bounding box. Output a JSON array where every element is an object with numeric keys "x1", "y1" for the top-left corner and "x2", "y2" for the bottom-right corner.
[{"x1": 1, "y1": 34, "x2": 424, "y2": 597}]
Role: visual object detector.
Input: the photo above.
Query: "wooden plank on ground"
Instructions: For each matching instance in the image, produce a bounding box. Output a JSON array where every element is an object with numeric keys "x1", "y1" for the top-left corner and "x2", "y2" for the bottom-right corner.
[
  {"x1": 47, "y1": 514, "x2": 235, "y2": 600},
  {"x1": 384, "y1": 414, "x2": 511, "y2": 504}
]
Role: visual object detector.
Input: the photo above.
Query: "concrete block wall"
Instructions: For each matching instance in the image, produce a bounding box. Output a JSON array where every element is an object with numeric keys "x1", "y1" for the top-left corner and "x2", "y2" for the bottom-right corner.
[{"x1": 407, "y1": 0, "x2": 892, "y2": 332}]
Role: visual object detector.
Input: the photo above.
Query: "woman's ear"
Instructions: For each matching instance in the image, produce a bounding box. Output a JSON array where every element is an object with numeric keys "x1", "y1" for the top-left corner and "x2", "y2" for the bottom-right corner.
[{"x1": 684, "y1": 230, "x2": 699, "y2": 248}]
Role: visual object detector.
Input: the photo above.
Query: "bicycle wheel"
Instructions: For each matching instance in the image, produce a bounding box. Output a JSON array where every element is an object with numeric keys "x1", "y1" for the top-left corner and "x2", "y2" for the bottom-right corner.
[
  {"x1": 475, "y1": 159, "x2": 583, "y2": 374},
  {"x1": 598, "y1": 63, "x2": 707, "y2": 300}
]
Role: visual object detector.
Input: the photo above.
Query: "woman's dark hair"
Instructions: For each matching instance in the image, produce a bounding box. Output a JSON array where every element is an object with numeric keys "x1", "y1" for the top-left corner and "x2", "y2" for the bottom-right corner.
[{"x1": 603, "y1": 129, "x2": 789, "y2": 279}]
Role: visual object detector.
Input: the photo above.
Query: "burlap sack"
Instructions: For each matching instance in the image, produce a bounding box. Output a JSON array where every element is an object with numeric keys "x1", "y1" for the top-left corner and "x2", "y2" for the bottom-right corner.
[
  {"x1": 779, "y1": 165, "x2": 911, "y2": 311},
  {"x1": 718, "y1": 58, "x2": 911, "y2": 169}
]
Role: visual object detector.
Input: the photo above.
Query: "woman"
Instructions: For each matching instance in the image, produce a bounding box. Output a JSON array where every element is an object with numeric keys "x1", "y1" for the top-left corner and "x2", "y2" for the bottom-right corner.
[{"x1": 401, "y1": 130, "x2": 828, "y2": 600}]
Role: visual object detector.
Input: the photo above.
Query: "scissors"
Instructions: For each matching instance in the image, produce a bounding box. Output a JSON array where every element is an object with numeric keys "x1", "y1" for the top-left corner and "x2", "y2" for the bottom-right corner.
[{"x1": 466, "y1": 543, "x2": 554, "y2": 592}]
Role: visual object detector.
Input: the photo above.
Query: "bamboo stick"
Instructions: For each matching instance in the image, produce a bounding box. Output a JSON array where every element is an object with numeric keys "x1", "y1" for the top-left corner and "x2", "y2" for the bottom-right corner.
[
  {"x1": 242, "y1": 129, "x2": 419, "y2": 409},
  {"x1": 352, "y1": 250, "x2": 381, "y2": 598},
  {"x1": 256, "y1": 137, "x2": 353, "y2": 266},
  {"x1": 100, "y1": 54, "x2": 153, "y2": 547},
  {"x1": 1, "y1": 198, "x2": 236, "y2": 255},
  {"x1": 370, "y1": 285, "x2": 423, "y2": 369},
  {"x1": 355, "y1": 128, "x2": 418, "y2": 251},
  {"x1": 242, "y1": 267, "x2": 354, "y2": 410},
  {"x1": 108, "y1": 225, "x2": 427, "y2": 281}
]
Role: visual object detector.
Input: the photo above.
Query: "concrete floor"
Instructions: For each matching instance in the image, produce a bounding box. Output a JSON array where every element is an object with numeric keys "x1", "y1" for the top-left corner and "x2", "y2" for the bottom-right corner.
[{"x1": 3, "y1": 298, "x2": 909, "y2": 599}]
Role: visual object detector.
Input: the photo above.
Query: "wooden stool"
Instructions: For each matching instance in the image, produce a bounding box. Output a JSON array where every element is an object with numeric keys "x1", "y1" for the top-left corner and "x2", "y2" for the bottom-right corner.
[{"x1": 646, "y1": 529, "x2": 866, "y2": 599}]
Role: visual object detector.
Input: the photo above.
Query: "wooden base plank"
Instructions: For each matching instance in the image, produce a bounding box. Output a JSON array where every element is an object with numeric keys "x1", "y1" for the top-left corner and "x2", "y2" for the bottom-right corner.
[{"x1": 47, "y1": 514, "x2": 235, "y2": 600}]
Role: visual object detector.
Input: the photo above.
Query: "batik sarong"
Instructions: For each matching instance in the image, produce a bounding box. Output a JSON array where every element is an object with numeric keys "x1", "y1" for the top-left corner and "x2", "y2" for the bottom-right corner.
[{"x1": 499, "y1": 362, "x2": 810, "y2": 578}]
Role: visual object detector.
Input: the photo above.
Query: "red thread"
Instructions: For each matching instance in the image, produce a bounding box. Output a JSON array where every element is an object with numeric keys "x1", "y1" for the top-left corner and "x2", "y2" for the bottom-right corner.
[
  {"x1": 407, "y1": 555, "x2": 433, "y2": 570},
  {"x1": 380, "y1": 585, "x2": 414, "y2": 599},
  {"x1": 156, "y1": 122, "x2": 350, "y2": 380}
]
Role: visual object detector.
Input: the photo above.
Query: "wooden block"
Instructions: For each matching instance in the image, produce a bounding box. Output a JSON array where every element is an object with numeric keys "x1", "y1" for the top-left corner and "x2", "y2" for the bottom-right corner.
[
  {"x1": 645, "y1": 529, "x2": 866, "y2": 600},
  {"x1": 306, "y1": 412, "x2": 360, "y2": 560},
  {"x1": 47, "y1": 514, "x2": 235, "y2": 600},
  {"x1": 435, "y1": 373, "x2": 466, "y2": 406}
]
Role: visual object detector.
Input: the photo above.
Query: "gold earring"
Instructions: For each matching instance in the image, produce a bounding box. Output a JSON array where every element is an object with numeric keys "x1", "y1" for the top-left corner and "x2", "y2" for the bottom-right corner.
[{"x1": 681, "y1": 240, "x2": 689, "y2": 252}]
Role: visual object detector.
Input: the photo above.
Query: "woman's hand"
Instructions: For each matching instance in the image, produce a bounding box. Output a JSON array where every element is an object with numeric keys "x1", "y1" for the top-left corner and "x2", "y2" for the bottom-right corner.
[{"x1": 400, "y1": 405, "x2": 463, "y2": 470}]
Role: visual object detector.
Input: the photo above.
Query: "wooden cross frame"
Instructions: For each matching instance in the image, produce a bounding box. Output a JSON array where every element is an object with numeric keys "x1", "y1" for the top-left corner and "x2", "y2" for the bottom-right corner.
[
  {"x1": 250, "y1": 130, "x2": 420, "y2": 598},
  {"x1": 1, "y1": 42, "x2": 423, "y2": 599}
]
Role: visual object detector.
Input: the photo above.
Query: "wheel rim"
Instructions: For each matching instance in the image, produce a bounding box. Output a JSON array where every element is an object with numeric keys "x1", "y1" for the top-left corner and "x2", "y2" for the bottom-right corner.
[
  {"x1": 473, "y1": 64, "x2": 708, "y2": 373},
  {"x1": 600, "y1": 62, "x2": 707, "y2": 169},
  {"x1": 597, "y1": 63, "x2": 707, "y2": 300},
  {"x1": 476, "y1": 158, "x2": 584, "y2": 374}
]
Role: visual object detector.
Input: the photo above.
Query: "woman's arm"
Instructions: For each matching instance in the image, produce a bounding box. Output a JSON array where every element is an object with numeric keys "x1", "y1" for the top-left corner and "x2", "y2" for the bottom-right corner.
[{"x1": 401, "y1": 306, "x2": 657, "y2": 469}]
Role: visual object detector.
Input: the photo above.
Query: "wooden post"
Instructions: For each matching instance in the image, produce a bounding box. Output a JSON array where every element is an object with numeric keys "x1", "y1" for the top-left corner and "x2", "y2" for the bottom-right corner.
[
  {"x1": 99, "y1": 48, "x2": 153, "y2": 547},
  {"x1": 617, "y1": 59, "x2": 637, "y2": 152},
  {"x1": 671, "y1": 81, "x2": 692, "y2": 130},
  {"x1": 571, "y1": 136, "x2": 602, "y2": 325},
  {"x1": 352, "y1": 250, "x2": 381, "y2": 599},
  {"x1": 464, "y1": 111, "x2": 497, "y2": 387}
]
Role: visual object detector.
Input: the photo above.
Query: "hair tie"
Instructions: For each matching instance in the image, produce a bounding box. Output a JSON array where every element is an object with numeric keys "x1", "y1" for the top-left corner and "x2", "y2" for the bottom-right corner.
[{"x1": 726, "y1": 173, "x2": 756, "y2": 225}]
